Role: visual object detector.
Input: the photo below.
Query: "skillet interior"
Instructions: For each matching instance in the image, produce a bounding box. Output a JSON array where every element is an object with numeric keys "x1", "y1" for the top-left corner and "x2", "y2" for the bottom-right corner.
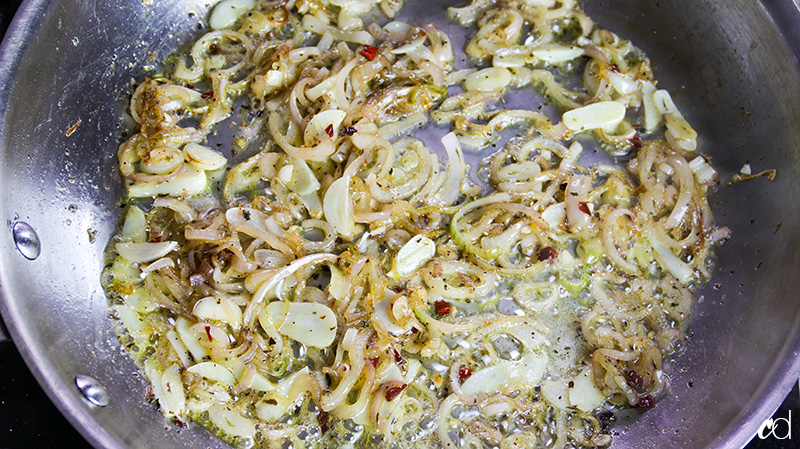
[{"x1": 1, "y1": 1, "x2": 800, "y2": 447}]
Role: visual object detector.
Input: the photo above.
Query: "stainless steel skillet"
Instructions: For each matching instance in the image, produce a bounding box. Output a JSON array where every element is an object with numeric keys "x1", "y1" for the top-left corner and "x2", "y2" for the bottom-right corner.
[{"x1": 2, "y1": 0, "x2": 800, "y2": 447}]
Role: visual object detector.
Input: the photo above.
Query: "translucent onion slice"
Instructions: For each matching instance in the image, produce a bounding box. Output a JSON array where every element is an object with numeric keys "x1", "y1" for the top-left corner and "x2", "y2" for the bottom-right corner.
[
  {"x1": 429, "y1": 132, "x2": 465, "y2": 206},
  {"x1": 183, "y1": 143, "x2": 227, "y2": 171},
  {"x1": 115, "y1": 241, "x2": 178, "y2": 263},
  {"x1": 373, "y1": 290, "x2": 409, "y2": 336},
  {"x1": 127, "y1": 164, "x2": 207, "y2": 198},
  {"x1": 209, "y1": 0, "x2": 257, "y2": 30},
  {"x1": 391, "y1": 37, "x2": 425, "y2": 55},
  {"x1": 562, "y1": 101, "x2": 626, "y2": 133},
  {"x1": 648, "y1": 233, "x2": 693, "y2": 283},
  {"x1": 266, "y1": 301, "x2": 337, "y2": 348}
]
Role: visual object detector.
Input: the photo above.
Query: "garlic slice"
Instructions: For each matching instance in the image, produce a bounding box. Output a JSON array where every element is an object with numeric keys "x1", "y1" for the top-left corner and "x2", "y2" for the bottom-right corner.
[
  {"x1": 209, "y1": 0, "x2": 257, "y2": 30},
  {"x1": 187, "y1": 361, "x2": 237, "y2": 385},
  {"x1": 267, "y1": 301, "x2": 338, "y2": 348},
  {"x1": 304, "y1": 109, "x2": 347, "y2": 146},
  {"x1": 563, "y1": 101, "x2": 626, "y2": 133},
  {"x1": 392, "y1": 235, "x2": 436, "y2": 279},
  {"x1": 465, "y1": 67, "x2": 512, "y2": 92},
  {"x1": 532, "y1": 44, "x2": 584, "y2": 64},
  {"x1": 115, "y1": 241, "x2": 177, "y2": 263},
  {"x1": 183, "y1": 143, "x2": 227, "y2": 171},
  {"x1": 323, "y1": 175, "x2": 355, "y2": 238}
]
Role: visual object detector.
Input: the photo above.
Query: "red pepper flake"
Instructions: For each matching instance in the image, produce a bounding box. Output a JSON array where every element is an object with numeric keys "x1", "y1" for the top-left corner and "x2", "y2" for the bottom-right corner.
[
  {"x1": 385, "y1": 383, "x2": 407, "y2": 402},
  {"x1": 609, "y1": 63, "x2": 620, "y2": 73},
  {"x1": 341, "y1": 125, "x2": 357, "y2": 136},
  {"x1": 201, "y1": 90, "x2": 214, "y2": 101},
  {"x1": 324, "y1": 124, "x2": 334, "y2": 138},
  {"x1": 578, "y1": 202, "x2": 591, "y2": 215},
  {"x1": 208, "y1": 43, "x2": 220, "y2": 55},
  {"x1": 629, "y1": 133, "x2": 642, "y2": 148},
  {"x1": 317, "y1": 410, "x2": 329, "y2": 435},
  {"x1": 393, "y1": 349, "x2": 404, "y2": 364},
  {"x1": 537, "y1": 246, "x2": 558, "y2": 262},
  {"x1": 369, "y1": 356, "x2": 380, "y2": 368},
  {"x1": 434, "y1": 300, "x2": 451, "y2": 315},
  {"x1": 359, "y1": 46, "x2": 379, "y2": 61},
  {"x1": 458, "y1": 368, "x2": 472, "y2": 382},
  {"x1": 65, "y1": 120, "x2": 82, "y2": 137},
  {"x1": 626, "y1": 370, "x2": 645, "y2": 391},
  {"x1": 635, "y1": 394, "x2": 654, "y2": 408},
  {"x1": 204, "y1": 325, "x2": 213, "y2": 342}
]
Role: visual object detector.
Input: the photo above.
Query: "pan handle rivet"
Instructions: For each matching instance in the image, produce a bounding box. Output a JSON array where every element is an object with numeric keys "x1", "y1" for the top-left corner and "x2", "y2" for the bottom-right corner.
[
  {"x1": 75, "y1": 375, "x2": 109, "y2": 407},
  {"x1": 12, "y1": 221, "x2": 40, "y2": 260}
]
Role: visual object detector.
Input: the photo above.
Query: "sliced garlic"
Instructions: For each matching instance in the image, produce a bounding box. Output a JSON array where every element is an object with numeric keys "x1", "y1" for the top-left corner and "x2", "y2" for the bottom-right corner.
[
  {"x1": 460, "y1": 351, "x2": 547, "y2": 395},
  {"x1": 176, "y1": 317, "x2": 209, "y2": 361},
  {"x1": 267, "y1": 301, "x2": 338, "y2": 348},
  {"x1": 492, "y1": 54, "x2": 525, "y2": 68},
  {"x1": 115, "y1": 241, "x2": 177, "y2": 263},
  {"x1": 304, "y1": 109, "x2": 347, "y2": 146},
  {"x1": 160, "y1": 365, "x2": 186, "y2": 416},
  {"x1": 209, "y1": 404, "x2": 256, "y2": 438},
  {"x1": 281, "y1": 158, "x2": 321, "y2": 195},
  {"x1": 541, "y1": 379, "x2": 570, "y2": 411},
  {"x1": 192, "y1": 295, "x2": 243, "y2": 327},
  {"x1": 323, "y1": 175, "x2": 355, "y2": 238},
  {"x1": 465, "y1": 67, "x2": 512, "y2": 92},
  {"x1": 120, "y1": 205, "x2": 147, "y2": 243},
  {"x1": 562, "y1": 101, "x2": 626, "y2": 133},
  {"x1": 541, "y1": 202, "x2": 566, "y2": 229},
  {"x1": 187, "y1": 362, "x2": 237, "y2": 384},
  {"x1": 209, "y1": 0, "x2": 257, "y2": 30},
  {"x1": 532, "y1": 44, "x2": 584, "y2": 64},
  {"x1": 183, "y1": 143, "x2": 227, "y2": 171},
  {"x1": 232, "y1": 365, "x2": 275, "y2": 392},
  {"x1": 140, "y1": 146, "x2": 183, "y2": 175},
  {"x1": 225, "y1": 206, "x2": 268, "y2": 230},
  {"x1": 568, "y1": 368, "x2": 606, "y2": 412},
  {"x1": 393, "y1": 234, "x2": 436, "y2": 279}
]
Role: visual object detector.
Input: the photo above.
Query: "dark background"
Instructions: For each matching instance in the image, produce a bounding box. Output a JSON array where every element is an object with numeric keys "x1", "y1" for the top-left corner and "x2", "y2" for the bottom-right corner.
[{"x1": 0, "y1": 0, "x2": 797, "y2": 448}]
